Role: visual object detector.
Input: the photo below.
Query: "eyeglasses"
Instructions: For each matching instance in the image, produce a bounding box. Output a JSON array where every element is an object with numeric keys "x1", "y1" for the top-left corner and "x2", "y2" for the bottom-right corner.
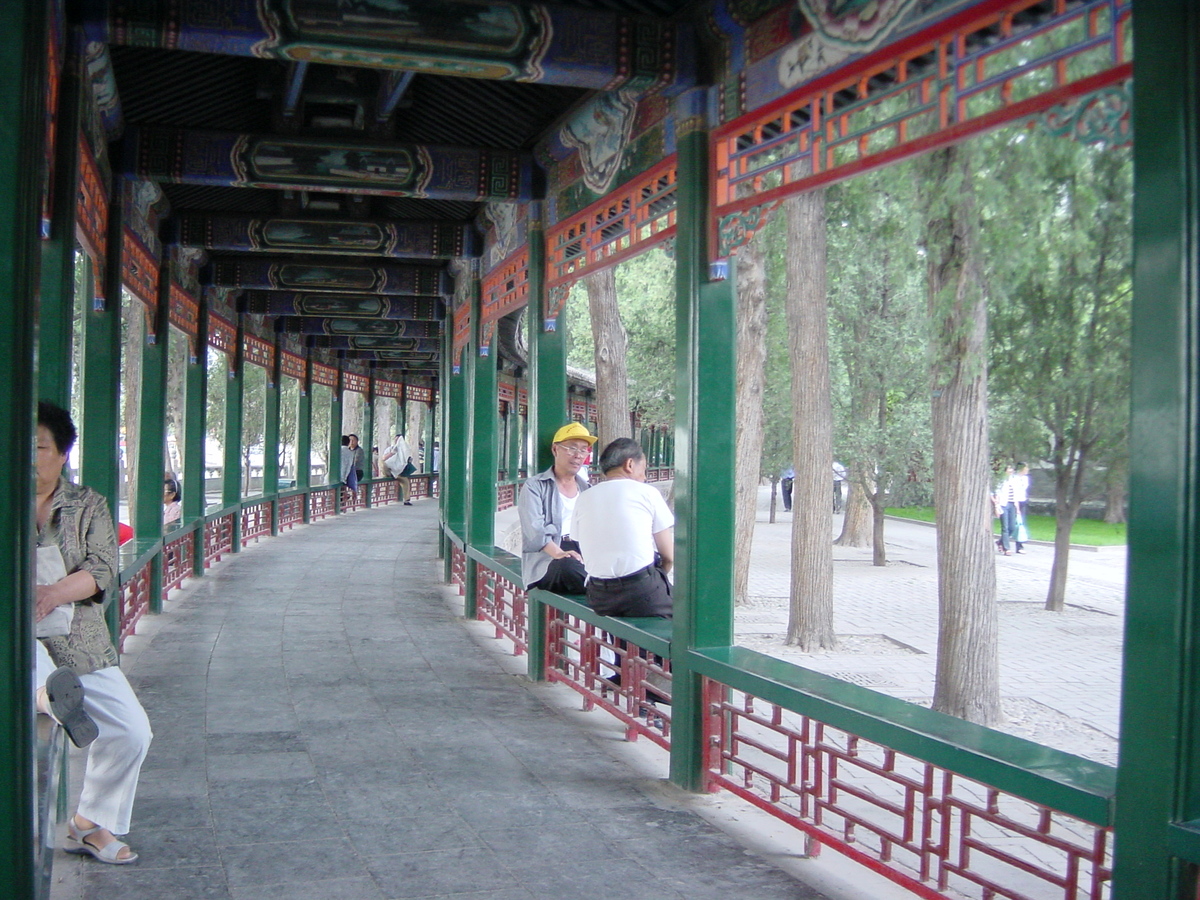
[{"x1": 556, "y1": 445, "x2": 590, "y2": 458}]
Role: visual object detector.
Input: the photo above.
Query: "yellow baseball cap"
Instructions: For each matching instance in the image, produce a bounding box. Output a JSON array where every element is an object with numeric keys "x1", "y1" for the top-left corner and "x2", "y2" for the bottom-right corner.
[{"x1": 552, "y1": 423, "x2": 597, "y2": 445}]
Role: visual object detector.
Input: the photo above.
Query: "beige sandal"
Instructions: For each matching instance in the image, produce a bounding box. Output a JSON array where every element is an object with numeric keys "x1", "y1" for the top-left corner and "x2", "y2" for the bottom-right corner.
[{"x1": 65, "y1": 817, "x2": 138, "y2": 865}]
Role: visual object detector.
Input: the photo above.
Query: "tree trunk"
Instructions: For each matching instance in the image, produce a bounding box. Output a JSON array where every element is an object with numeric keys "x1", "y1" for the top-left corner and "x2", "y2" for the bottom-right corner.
[
  {"x1": 871, "y1": 497, "x2": 887, "y2": 566},
  {"x1": 784, "y1": 187, "x2": 836, "y2": 650},
  {"x1": 1103, "y1": 457, "x2": 1127, "y2": 524},
  {"x1": 835, "y1": 475, "x2": 873, "y2": 547},
  {"x1": 1046, "y1": 455, "x2": 1088, "y2": 611},
  {"x1": 734, "y1": 233, "x2": 770, "y2": 606},
  {"x1": 768, "y1": 475, "x2": 779, "y2": 524},
  {"x1": 923, "y1": 145, "x2": 1001, "y2": 726},
  {"x1": 584, "y1": 267, "x2": 631, "y2": 449}
]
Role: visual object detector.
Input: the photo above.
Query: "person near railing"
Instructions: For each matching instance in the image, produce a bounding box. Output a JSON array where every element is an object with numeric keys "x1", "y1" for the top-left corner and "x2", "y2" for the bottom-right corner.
[
  {"x1": 33, "y1": 402, "x2": 153, "y2": 865},
  {"x1": 163, "y1": 473, "x2": 182, "y2": 531},
  {"x1": 572, "y1": 437, "x2": 674, "y2": 618},
  {"x1": 381, "y1": 432, "x2": 414, "y2": 505},
  {"x1": 340, "y1": 435, "x2": 357, "y2": 498},
  {"x1": 517, "y1": 423, "x2": 596, "y2": 593}
]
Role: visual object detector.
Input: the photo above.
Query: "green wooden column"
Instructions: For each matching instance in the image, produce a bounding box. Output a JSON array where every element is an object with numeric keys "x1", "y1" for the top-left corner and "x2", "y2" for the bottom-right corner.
[
  {"x1": 1112, "y1": 3, "x2": 1200, "y2": 898},
  {"x1": 330, "y1": 370, "x2": 344, "y2": 508},
  {"x1": 362, "y1": 375, "x2": 374, "y2": 506},
  {"x1": 506, "y1": 402, "x2": 521, "y2": 482},
  {"x1": 444, "y1": 329, "x2": 470, "y2": 577},
  {"x1": 466, "y1": 278, "x2": 498, "y2": 618},
  {"x1": 37, "y1": 33, "x2": 82, "y2": 408},
  {"x1": 525, "y1": 217, "x2": 565, "y2": 681},
  {"x1": 89, "y1": 173, "x2": 128, "y2": 642},
  {"x1": 0, "y1": 4, "x2": 47, "y2": 891},
  {"x1": 527, "y1": 215, "x2": 567, "y2": 473},
  {"x1": 83, "y1": 179, "x2": 124, "y2": 530},
  {"x1": 669, "y1": 102, "x2": 737, "y2": 792},
  {"x1": 185, "y1": 291, "x2": 208, "y2": 576},
  {"x1": 425, "y1": 395, "x2": 437, "y2": 474},
  {"x1": 133, "y1": 257, "x2": 170, "y2": 611},
  {"x1": 297, "y1": 359, "x2": 313, "y2": 521},
  {"x1": 222, "y1": 318, "x2": 244, "y2": 549},
  {"x1": 263, "y1": 341, "x2": 281, "y2": 532}
]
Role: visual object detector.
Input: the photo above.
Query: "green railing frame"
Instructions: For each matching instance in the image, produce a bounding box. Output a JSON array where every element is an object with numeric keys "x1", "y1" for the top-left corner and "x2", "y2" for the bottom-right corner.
[{"x1": 449, "y1": 524, "x2": 1116, "y2": 832}]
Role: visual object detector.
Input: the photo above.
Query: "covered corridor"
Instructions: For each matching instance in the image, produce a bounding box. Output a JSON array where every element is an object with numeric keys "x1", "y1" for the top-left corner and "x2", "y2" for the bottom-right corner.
[{"x1": 49, "y1": 501, "x2": 830, "y2": 900}]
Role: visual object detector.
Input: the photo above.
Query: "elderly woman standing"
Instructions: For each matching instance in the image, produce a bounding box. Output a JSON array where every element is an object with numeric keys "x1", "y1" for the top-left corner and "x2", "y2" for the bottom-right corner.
[{"x1": 35, "y1": 401, "x2": 152, "y2": 864}]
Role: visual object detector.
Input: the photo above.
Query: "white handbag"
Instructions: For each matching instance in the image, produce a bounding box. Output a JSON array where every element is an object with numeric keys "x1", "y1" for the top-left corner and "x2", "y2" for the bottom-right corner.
[{"x1": 35, "y1": 545, "x2": 73, "y2": 638}]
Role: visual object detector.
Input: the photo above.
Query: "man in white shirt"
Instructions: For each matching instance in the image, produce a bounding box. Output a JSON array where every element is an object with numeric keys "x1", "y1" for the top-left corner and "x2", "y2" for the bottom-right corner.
[{"x1": 573, "y1": 438, "x2": 675, "y2": 618}]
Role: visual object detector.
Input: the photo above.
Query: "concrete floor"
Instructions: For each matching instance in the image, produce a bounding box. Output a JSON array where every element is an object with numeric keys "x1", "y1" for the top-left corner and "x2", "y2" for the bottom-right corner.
[{"x1": 49, "y1": 500, "x2": 835, "y2": 900}]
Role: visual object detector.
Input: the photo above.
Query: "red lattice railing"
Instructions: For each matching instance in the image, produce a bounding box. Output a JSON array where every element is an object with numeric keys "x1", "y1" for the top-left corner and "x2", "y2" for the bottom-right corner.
[
  {"x1": 241, "y1": 500, "x2": 273, "y2": 545},
  {"x1": 342, "y1": 484, "x2": 367, "y2": 511},
  {"x1": 309, "y1": 487, "x2": 337, "y2": 520},
  {"x1": 450, "y1": 543, "x2": 467, "y2": 595},
  {"x1": 475, "y1": 562, "x2": 527, "y2": 654},
  {"x1": 496, "y1": 482, "x2": 516, "y2": 512},
  {"x1": 277, "y1": 493, "x2": 304, "y2": 529},
  {"x1": 118, "y1": 559, "x2": 152, "y2": 651},
  {"x1": 203, "y1": 514, "x2": 235, "y2": 567},
  {"x1": 545, "y1": 608, "x2": 671, "y2": 749},
  {"x1": 410, "y1": 474, "x2": 437, "y2": 500},
  {"x1": 162, "y1": 530, "x2": 194, "y2": 595},
  {"x1": 700, "y1": 679, "x2": 1112, "y2": 900},
  {"x1": 371, "y1": 479, "x2": 399, "y2": 504}
]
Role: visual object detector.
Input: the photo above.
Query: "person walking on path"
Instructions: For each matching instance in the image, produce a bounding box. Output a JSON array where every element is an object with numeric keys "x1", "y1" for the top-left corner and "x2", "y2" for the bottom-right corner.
[
  {"x1": 780, "y1": 466, "x2": 795, "y2": 513},
  {"x1": 381, "y1": 432, "x2": 415, "y2": 504},
  {"x1": 517, "y1": 423, "x2": 597, "y2": 593},
  {"x1": 1012, "y1": 462, "x2": 1031, "y2": 553},
  {"x1": 993, "y1": 465, "x2": 1019, "y2": 555},
  {"x1": 348, "y1": 434, "x2": 366, "y2": 483}
]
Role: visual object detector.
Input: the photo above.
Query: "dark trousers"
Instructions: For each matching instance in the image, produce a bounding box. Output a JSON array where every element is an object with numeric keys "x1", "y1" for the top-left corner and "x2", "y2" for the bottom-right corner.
[
  {"x1": 585, "y1": 565, "x2": 672, "y2": 618},
  {"x1": 530, "y1": 540, "x2": 586, "y2": 595}
]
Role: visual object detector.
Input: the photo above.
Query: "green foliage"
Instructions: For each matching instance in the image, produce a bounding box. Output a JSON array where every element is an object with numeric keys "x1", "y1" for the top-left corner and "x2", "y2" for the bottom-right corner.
[
  {"x1": 824, "y1": 160, "x2": 933, "y2": 505},
  {"x1": 565, "y1": 246, "x2": 676, "y2": 424},
  {"x1": 982, "y1": 132, "x2": 1132, "y2": 498}
]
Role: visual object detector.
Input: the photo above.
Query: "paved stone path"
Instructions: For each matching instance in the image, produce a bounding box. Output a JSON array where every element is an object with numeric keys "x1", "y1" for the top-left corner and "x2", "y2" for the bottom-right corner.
[
  {"x1": 739, "y1": 486, "x2": 1125, "y2": 765},
  {"x1": 50, "y1": 500, "x2": 832, "y2": 900}
]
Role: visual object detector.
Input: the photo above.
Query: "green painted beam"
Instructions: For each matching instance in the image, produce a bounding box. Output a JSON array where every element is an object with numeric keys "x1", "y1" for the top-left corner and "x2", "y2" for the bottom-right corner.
[
  {"x1": 0, "y1": 3, "x2": 45, "y2": 891},
  {"x1": 1112, "y1": 3, "x2": 1200, "y2": 898},
  {"x1": 669, "y1": 111, "x2": 737, "y2": 792}
]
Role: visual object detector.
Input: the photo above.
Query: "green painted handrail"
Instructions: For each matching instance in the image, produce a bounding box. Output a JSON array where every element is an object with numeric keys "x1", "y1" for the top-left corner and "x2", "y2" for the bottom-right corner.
[{"x1": 689, "y1": 645, "x2": 1115, "y2": 827}]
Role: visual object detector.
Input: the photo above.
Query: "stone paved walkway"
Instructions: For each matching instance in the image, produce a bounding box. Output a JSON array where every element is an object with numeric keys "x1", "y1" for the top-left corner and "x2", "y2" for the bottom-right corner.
[
  {"x1": 739, "y1": 486, "x2": 1125, "y2": 765},
  {"x1": 50, "y1": 499, "x2": 833, "y2": 900}
]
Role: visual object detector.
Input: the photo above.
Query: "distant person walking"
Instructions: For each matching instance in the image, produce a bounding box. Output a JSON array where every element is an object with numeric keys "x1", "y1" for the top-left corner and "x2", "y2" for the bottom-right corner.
[
  {"x1": 382, "y1": 432, "x2": 415, "y2": 505},
  {"x1": 780, "y1": 466, "x2": 795, "y2": 513},
  {"x1": 1012, "y1": 462, "x2": 1031, "y2": 553},
  {"x1": 992, "y1": 465, "x2": 1019, "y2": 555}
]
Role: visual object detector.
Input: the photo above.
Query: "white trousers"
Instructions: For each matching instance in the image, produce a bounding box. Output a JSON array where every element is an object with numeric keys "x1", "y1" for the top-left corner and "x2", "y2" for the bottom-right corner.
[{"x1": 35, "y1": 641, "x2": 153, "y2": 835}]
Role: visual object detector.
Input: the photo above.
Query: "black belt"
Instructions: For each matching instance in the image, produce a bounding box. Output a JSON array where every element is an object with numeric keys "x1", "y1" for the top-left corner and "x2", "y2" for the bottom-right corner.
[{"x1": 588, "y1": 564, "x2": 656, "y2": 586}]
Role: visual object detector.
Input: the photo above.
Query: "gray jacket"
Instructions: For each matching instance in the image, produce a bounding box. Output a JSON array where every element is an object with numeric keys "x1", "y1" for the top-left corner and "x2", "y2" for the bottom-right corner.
[{"x1": 518, "y1": 467, "x2": 590, "y2": 587}]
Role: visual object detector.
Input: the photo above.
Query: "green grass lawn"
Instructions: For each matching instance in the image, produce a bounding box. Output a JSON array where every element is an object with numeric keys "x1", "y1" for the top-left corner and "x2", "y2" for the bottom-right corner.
[{"x1": 885, "y1": 507, "x2": 1127, "y2": 546}]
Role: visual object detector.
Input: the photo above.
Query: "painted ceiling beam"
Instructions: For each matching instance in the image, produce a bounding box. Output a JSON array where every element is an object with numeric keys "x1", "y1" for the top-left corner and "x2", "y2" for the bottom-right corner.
[
  {"x1": 310, "y1": 337, "x2": 440, "y2": 358},
  {"x1": 242, "y1": 291, "x2": 443, "y2": 321},
  {"x1": 206, "y1": 256, "x2": 451, "y2": 295},
  {"x1": 376, "y1": 71, "x2": 415, "y2": 125},
  {"x1": 124, "y1": 126, "x2": 537, "y2": 202},
  {"x1": 278, "y1": 316, "x2": 440, "y2": 340},
  {"x1": 175, "y1": 213, "x2": 478, "y2": 259},
  {"x1": 282, "y1": 61, "x2": 309, "y2": 119},
  {"x1": 81, "y1": 0, "x2": 692, "y2": 93}
]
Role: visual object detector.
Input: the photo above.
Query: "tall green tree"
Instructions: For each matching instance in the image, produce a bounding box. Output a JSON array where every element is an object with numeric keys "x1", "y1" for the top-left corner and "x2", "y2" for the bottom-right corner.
[
  {"x1": 826, "y1": 165, "x2": 931, "y2": 565},
  {"x1": 985, "y1": 134, "x2": 1132, "y2": 610}
]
